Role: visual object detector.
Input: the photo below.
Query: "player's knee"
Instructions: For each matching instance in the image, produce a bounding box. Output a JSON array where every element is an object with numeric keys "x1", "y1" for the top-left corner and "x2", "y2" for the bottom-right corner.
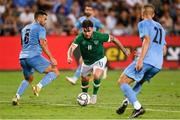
[
  {"x1": 53, "y1": 68, "x2": 59, "y2": 77},
  {"x1": 93, "y1": 74, "x2": 101, "y2": 80},
  {"x1": 26, "y1": 75, "x2": 33, "y2": 83},
  {"x1": 79, "y1": 57, "x2": 83, "y2": 64},
  {"x1": 47, "y1": 65, "x2": 59, "y2": 77},
  {"x1": 117, "y1": 74, "x2": 126, "y2": 85},
  {"x1": 81, "y1": 76, "x2": 89, "y2": 82}
]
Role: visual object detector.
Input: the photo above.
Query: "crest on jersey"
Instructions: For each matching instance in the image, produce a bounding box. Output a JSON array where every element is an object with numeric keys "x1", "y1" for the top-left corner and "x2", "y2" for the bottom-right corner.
[
  {"x1": 82, "y1": 41, "x2": 86, "y2": 45},
  {"x1": 94, "y1": 40, "x2": 99, "y2": 45}
]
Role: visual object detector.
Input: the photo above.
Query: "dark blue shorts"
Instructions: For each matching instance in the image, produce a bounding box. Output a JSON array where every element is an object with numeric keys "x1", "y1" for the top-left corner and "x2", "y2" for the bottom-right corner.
[
  {"x1": 123, "y1": 61, "x2": 160, "y2": 82},
  {"x1": 20, "y1": 55, "x2": 50, "y2": 78}
]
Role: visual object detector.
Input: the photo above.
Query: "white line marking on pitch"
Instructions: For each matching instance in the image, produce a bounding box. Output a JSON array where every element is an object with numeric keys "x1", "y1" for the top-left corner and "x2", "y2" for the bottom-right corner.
[{"x1": 1, "y1": 100, "x2": 180, "y2": 113}]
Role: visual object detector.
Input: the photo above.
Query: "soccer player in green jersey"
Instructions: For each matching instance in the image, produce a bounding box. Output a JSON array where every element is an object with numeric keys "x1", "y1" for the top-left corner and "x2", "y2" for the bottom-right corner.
[{"x1": 67, "y1": 20, "x2": 130, "y2": 104}]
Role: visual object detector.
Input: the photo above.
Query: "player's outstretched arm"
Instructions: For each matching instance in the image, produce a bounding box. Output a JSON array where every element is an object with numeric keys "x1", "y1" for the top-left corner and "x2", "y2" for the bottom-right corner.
[
  {"x1": 163, "y1": 45, "x2": 167, "y2": 56},
  {"x1": 109, "y1": 35, "x2": 130, "y2": 56},
  {"x1": 40, "y1": 39, "x2": 57, "y2": 66},
  {"x1": 67, "y1": 43, "x2": 78, "y2": 64},
  {"x1": 135, "y1": 36, "x2": 150, "y2": 71}
]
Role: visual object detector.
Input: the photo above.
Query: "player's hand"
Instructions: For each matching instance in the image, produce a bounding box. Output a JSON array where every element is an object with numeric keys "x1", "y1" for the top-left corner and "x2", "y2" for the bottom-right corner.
[
  {"x1": 67, "y1": 57, "x2": 73, "y2": 64},
  {"x1": 50, "y1": 57, "x2": 57, "y2": 66},
  {"x1": 135, "y1": 59, "x2": 143, "y2": 71}
]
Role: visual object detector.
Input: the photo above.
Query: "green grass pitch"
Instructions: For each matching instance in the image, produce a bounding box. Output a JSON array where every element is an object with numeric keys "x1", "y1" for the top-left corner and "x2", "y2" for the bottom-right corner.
[{"x1": 0, "y1": 70, "x2": 180, "y2": 119}]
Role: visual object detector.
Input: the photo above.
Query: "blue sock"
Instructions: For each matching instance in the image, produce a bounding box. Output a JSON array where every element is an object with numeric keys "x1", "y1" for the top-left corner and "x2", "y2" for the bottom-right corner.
[
  {"x1": 73, "y1": 65, "x2": 81, "y2": 79},
  {"x1": 132, "y1": 82, "x2": 142, "y2": 95},
  {"x1": 120, "y1": 83, "x2": 137, "y2": 104},
  {"x1": 16, "y1": 80, "x2": 29, "y2": 97},
  {"x1": 39, "y1": 72, "x2": 57, "y2": 88}
]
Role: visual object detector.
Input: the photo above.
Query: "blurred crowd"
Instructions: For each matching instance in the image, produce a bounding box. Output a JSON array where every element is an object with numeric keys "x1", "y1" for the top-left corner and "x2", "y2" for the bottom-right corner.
[{"x1": 0, "y1": 0, "x2": 180, "y2": 36}]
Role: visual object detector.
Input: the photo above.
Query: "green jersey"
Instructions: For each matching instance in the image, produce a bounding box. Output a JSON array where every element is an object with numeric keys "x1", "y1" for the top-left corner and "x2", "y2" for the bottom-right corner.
[{"x1": 73, "y1": 31, "x2": 110, "y2": 65}]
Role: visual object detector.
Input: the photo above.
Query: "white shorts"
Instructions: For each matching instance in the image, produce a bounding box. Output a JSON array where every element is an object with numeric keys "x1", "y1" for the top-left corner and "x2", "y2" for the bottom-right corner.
[{"x1": 81, "y1": 56, "x2": 107, "y2": 77}]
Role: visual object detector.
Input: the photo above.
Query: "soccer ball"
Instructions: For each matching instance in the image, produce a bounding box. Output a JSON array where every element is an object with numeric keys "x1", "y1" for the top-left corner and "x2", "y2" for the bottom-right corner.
[{"x1": 77, "y1": 92, "x2": 90, "y2": 106}]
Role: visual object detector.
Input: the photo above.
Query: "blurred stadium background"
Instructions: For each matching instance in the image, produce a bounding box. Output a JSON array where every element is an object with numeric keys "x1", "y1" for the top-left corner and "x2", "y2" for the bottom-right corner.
[
  {"x1": 0, "y1": 0, "x2": 179, "y2": 119},
  {"x1": 0, "y1": 0, "x2": 180, "y2": 35}
]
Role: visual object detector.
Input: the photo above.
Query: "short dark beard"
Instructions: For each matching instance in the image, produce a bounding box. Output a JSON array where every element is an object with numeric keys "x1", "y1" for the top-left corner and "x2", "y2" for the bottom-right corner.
[{"x1": 85, "y1": 13, "x2": 91, "y2": 17}]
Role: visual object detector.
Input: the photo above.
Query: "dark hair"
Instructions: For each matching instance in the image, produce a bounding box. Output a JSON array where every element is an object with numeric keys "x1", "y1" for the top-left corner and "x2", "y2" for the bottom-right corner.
[
  {"x1": 34, "y1": 10, "x2": 47, "y2": 19},
  {"x1": 84, "y1": 3, "x2": 93, "y2": 8},
  {"x1": 82, "y1": 19, "x2": 93, "y2": 28}
]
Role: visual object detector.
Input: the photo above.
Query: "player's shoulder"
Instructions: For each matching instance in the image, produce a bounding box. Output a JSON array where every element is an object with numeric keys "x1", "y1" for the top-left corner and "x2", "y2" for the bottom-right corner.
[
  {"x1": 150, "y1": 20, "x2": 165, "y2": 33},
  {"x1": 93, "y1": 31, "x2": 102, "y2": 36},
  {"x1": 74, "y1": 33, "x2": 83, "y2": 43},
  {"x1": 78, "y1": 16, "x2": 86, "y2": 22},
  {"x1": 22, "y1": 23, "x2": 31, "y2": 32},
  {"x1": 93, "y1": 31, "x2": 107, "y2": 38},
  {"x1": 36, "y1": 23, "x2": 45, "y2": 29},
  {"x1": 138, "y1": 20, "x2": 149, "y2": 27},
  {"x1": 76, "y1": 32, "x2": 83, "y2": 39},
  {"x1": 91, "y1": 17, "x2": 101, "y2": 23},
  {"x1": 153, "y1": 20, "x2": 164, "y2": 29},
  {"x1": 91, "y1": 17, "x2": 99, "y2": 21}
]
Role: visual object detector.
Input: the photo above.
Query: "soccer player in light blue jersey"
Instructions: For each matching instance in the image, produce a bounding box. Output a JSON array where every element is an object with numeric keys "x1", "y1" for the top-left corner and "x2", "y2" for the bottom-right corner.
[
  {"x1": 116, "y1": 4, "x2": 167, "y2": 118},
  {"x1": 75, "y1": 7, "x2": 104, "y2": 32},
  {"x1": 66, "y1": 4, "x2": 105, "y2": 85},
  {"x1": 12, "y1": 10, "x2": 59, "y2": 105}
]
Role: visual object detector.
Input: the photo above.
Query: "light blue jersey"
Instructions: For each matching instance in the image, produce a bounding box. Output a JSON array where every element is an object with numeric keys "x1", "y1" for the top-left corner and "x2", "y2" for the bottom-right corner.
[
  {"x1": 75, "y1": 16, "x2": 104, "y2": 31},
  {"x1": 138, "y1": 19, "x2": 166, "y2": 69},
  {"x1": 19, "y1": 22, "x2": 46, "y2": 59}
]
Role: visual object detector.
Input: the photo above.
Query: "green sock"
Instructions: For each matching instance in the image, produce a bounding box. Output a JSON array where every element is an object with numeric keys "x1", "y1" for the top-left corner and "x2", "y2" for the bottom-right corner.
[
  {"x1": 93, "y1": 79, "x2": 101, "y2": 95},
  {"x1": 81, "y1": 81, "x2": 89, "y2": 93}
]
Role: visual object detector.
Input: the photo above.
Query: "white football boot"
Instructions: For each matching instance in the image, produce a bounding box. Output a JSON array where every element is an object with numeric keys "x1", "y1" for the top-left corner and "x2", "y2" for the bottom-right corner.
[
  {"x1": 90, "y1": 95, "x2": 97, "y2": 104},
  {"x1": 66, "y1": 76, "x2": 77, "y2": 85}
]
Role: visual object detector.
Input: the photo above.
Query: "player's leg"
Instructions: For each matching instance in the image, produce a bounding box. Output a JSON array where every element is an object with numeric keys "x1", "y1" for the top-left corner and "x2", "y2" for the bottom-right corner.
[
  {"x1": 130, "y1": 66, "x2": 160, "y2": 98},
  {"x1": 116, "y1": 61, "x2": 148, "y2": 118},
  {"x1": 116, "y1": 73, "x2": 136, "y2": 112},
  {"x1": 66, "y1": 57, "x2": 83, "y2": 84},
  {"x1": 81, "y1": 76, "x2": 89, "y2": 93},
  {"x1": 102, "y1": 63, "x2": 108, "y2": 79},
  {"x1": 12, "y1": 59, "x2": 34, "y2": 105},
  {"x1": 80, "y1": 63, "x2": 92, "y2": 93},
  {"x1": 29, "y1": 55, "x2": 59, "y2": 96},
  {"x1": 133, "y1": 80, "x2": 145, "y2": 95},
  {"x1": 91, "y1": 57, "x2": 107, "y2": 104},
  {"x1": 90, "y1": 68, "x2": 103, "y2": 104},
  {"x1": 128, "y1": 66, "x2": 160, "y2": 118},
  {"x1": 66, "y1": 47, "x2": 82, "y2": 84},
  {"x1": 120, "y1": 79, "x2": 146, "y2": 107},
  {"x1": 118, "y1": 74, "x2": 145, "y2": 118},
  {"x1": 119, "y1": 66, "x2": 160, "y2": 115}
]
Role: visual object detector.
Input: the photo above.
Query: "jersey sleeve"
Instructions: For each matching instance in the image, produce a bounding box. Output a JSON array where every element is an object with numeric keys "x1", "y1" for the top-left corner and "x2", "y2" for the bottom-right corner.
[
  {"x1": 73, "y1": 34, "x2": 82, "y2": 46},
  {"x1": 138, "y1": 22, "x2": 149, "y2": 40},
  {"x1": 95, "y1": 19, "x2": 104, "y2": 30},
  {"x1": 39, "y1": 27, "x2": 46, "y2": 40},
  {"x1": 163, "y1": 28, "x2": 167, "y2": 45},
  {"x1": 75, "y1": 20, "x2": 82, "y2": 30},
  {"x1": 98, "y1": 32, "x2": 110, "y2": 42}
]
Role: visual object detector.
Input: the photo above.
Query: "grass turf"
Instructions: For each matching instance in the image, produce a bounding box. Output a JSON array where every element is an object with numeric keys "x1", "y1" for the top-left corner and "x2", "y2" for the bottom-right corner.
[{"x1": 0, "y1": 70, "x2": 180, "y2": 119}]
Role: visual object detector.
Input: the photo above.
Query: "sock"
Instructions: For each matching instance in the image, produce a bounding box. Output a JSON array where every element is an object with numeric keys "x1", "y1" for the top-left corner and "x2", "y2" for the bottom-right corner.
[
  {"x1": 133, "y1": 101, "x2": 142, "y2": 110},
  {"x1": 93, "y1": 79, "x2": 101, "y2": 95},
  {"x1": 123, "y1": 82, "x2": 142, "y2": 104},
  {"x1": 38, "y1": 72, "x2": 57, "y2": 88},
  {"x1": 132, "y1": 82, "x2": 142, "y2": 95},
  {"x1": 120, "y1": 83, "x2": 137, "y2": 104},
  {"x1": 81, "y1": 81, "x2": 89, "y2": 93},
  {"x1": 73, "y1": 65, "x2": 81, "y2": 81},
  {"x1": 16, "y1": 80, "x2": 29, "y2": 98}
]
